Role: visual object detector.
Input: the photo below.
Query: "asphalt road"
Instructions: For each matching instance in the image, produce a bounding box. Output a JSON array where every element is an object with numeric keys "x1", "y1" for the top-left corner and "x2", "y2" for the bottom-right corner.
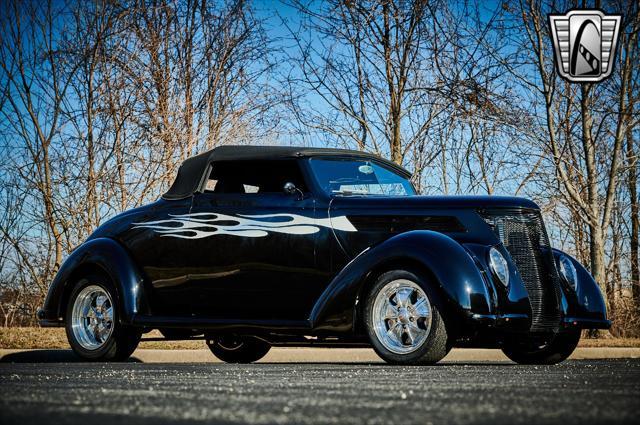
[{"x1": 1, "y1": 359, "x2": 638, "y2": 425}]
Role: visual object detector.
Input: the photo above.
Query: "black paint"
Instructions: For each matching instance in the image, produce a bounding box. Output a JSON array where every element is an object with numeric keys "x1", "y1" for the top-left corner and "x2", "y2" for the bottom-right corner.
[{"x1": 38, "y1": 147, "x2": 609, "y2": 348}]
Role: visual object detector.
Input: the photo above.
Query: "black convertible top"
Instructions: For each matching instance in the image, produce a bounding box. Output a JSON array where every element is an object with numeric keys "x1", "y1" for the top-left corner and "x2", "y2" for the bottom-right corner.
[{"x1": 162, "y1": 145, "x2": 411, "y2": 200}]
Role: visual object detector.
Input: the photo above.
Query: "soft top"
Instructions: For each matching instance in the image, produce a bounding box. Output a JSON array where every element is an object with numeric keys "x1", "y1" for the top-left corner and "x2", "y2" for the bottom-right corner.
[{"x1": 162, "y1": 145, "x2": 411, "y2": 200}]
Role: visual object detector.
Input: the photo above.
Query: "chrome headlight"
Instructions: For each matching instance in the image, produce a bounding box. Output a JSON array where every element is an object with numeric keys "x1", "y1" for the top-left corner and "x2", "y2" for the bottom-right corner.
[
  {"x1": 558, "y1": 255, "x2": 577, "y2": 290},
  {"x1": 488, "y1": 247, "x2": 510, "y2": 287}
]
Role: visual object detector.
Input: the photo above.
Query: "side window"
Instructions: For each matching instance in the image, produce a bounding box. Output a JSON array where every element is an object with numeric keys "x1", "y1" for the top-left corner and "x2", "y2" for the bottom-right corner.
[{"x1": 207, "y1": 160, "x2": 308, "y2": 195}]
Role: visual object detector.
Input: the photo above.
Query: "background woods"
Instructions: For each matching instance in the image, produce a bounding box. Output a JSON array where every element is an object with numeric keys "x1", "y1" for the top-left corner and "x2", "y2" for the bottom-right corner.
[{"x1": 0, "y1": 0, "x2": 638, "y2": 336}]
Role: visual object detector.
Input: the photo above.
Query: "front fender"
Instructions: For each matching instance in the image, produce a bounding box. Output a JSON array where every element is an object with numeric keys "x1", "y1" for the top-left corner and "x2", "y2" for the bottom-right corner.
[
  {"x1": 552, "y1": 248, "x2": 609, "y2": 328},
  {"x1": 38, "y1": 237, "x2": 148, "y2": 326},
  {"x1": 310, "y1": 230, "x2": 492, "y2": 333}
]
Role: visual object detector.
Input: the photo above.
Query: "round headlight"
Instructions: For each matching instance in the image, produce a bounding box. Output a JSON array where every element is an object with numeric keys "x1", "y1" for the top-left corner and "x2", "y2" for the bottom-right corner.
[
  {"x1": 488, "y1": 247, "x2": 510, "y2": 287},
  {"x1": 558, "y1": 255, "x2": 577, "y2": 290}
]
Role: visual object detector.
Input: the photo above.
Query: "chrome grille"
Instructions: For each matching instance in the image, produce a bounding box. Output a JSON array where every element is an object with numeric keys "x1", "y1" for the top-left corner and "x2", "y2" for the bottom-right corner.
[{"x1": 484, "y1": 211, "x2": 561, "y2": 332}]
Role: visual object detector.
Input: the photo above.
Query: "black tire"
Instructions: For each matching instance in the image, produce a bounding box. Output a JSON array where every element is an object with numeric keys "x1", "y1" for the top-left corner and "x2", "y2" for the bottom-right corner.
[
  {"x1": 206, "y1": 335, "x2": 271, "y2": 363},
  {"x1": 502, "y1": 330, "x2": 581, "y2": 365},
  {"x1": 364, "y1": 270, "x2": 450, "y2": 365},
  {"x1": 65, "y1": 272, "x2": 141, "y2": 361}
]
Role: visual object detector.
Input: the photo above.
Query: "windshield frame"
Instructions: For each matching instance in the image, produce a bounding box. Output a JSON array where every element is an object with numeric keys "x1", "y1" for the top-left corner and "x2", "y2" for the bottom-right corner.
[{"x1": 305, "y1": 156, "x2": 417, "y2": 198}]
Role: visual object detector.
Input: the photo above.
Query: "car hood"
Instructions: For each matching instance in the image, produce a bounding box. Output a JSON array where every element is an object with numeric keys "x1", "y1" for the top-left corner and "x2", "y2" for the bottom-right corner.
[
  {"x1": 329, "y1": 194, "x2": 539, "y2": 211},
  {"x1": 328, "y1": 195, "x2": 539, "y2": 257}
]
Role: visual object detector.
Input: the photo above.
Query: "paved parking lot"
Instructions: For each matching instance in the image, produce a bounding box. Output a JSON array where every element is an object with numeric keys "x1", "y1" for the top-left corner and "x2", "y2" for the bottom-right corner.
[{"x1": 1, "y1": 358, "x2": 638, "y2": 424}]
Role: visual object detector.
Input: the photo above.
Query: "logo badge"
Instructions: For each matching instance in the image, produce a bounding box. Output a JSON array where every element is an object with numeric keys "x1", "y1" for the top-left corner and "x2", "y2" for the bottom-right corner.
[{"x1": 549, "y1": 10, "x2": 622, "y2": 82}]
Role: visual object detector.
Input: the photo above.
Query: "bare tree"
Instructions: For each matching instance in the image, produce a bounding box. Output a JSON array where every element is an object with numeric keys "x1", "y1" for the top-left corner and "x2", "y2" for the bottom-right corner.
[
  {"x1": 500, "y1": 0, "x2": 640, "y2": 310},
  {"x1": 0, "y1": 0, "x2": 76, "y2": 281},
  {"x1": 0, "y1": 0, "x2": 280, "y2": 324},
  {"x1": 625, "y1": 44, "x2": 639, "y2": 312},
  {"x1": 1, "y1": 0, "x2": 639, "y2": 331},
  {"x1": 284, "y1": 0, "x2": 443, "y2": 165}
]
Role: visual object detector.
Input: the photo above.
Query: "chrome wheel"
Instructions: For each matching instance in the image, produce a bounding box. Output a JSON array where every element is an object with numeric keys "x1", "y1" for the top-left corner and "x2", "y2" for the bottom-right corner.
[
  {"x1": 372, "y1": 279, "x2": 432, "y2": 354},
  {"x1": 71, "y1": 285, "x2": 114, "y2": 350}
]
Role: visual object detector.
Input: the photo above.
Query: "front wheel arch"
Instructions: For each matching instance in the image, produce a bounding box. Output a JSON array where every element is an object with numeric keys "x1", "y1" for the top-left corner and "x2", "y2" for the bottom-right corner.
[
  {"x1": 354, "y1": 259, "x2": 458, "y2": 340},
  {"x1": 310, "y1": 231, "x2": 492, "y2": 335}
]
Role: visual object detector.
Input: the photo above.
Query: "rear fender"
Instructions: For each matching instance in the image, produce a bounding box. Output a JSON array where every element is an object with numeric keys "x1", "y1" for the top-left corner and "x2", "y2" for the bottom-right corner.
[
  {"x1": 310, "y1": 230, "x2": 492, "y2": 333},
  {"x1": 39, "y1": 238, "x2": 148, "y2": 325}
]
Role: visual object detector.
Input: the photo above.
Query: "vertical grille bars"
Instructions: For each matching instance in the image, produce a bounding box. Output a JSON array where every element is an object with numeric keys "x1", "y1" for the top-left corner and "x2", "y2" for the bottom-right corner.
[{"x1": 484, "y1": 211, "x2": 561, "y2": 332}]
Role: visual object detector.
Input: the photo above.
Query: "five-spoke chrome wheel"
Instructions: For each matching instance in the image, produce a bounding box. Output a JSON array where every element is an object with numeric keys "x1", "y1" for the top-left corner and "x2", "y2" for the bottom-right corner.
[
  {"x1": 372, "y1": 279, "x2": 432, "y2": 354},
  {"x1": 71, "y1": 285, "x2": 114, "y2": 350}
]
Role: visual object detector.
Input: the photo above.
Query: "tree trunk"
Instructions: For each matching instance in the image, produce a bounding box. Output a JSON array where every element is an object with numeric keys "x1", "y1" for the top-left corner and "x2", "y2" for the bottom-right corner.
[
  {"x1": 589, "y1": 221, "x2": 608, "y2": 316},
  {"x1": 627, "y1": 101, "x2": 639, "y2": 311},
  {"x1": 381, "y1": 2, "x2": 402, "y2": 165},
  {"x1": 580, "y1": 85, "x2": 608, "y2": 306},
  {"x1": 41, "y1": 147, "x2": 63, "y2": 276},
  {"x1": 586, "y1": 221, "x2": 607, "y2": 339}
]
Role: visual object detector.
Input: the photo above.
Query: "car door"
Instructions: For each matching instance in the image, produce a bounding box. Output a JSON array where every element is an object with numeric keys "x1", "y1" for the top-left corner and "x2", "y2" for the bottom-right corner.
[{"x1": 182, "y1": 159, "x2": 324, "y2": 320}]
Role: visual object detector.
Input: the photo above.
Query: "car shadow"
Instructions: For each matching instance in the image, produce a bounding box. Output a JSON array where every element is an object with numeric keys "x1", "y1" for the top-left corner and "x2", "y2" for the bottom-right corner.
[
  {"x1": 0, "y1": 349, "x2": 143, "y2": 363},
  {"x1": 254, "y1": 361, "x2": 515, "y2": 367}
]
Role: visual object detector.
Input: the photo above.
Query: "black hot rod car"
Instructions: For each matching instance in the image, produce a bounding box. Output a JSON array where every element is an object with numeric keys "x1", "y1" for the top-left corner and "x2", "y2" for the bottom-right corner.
[{"x1": 38, "y1": 146, "x2": 609, "y2": 364}]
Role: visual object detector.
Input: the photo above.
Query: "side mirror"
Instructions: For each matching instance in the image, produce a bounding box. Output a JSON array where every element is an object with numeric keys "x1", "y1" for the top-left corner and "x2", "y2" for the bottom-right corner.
[
  {"x1": 283, "y1": 182, "x2": 304, "y2": 200},
  {"x1": 283, "y1": 182, "x2": 297, "y2": 195}
]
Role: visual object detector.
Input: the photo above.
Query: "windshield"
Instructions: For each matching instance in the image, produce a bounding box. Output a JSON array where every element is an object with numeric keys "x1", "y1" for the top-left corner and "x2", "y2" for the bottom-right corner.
[{"x1": 308, "y1": 158, "x2": 416, "y2": 196}]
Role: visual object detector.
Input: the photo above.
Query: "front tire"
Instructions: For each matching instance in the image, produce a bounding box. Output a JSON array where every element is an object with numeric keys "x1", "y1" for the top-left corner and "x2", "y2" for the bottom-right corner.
[
  {"x1": 364, "y1": 270, "x2": 450, "y2": 365},
  {"x1": 65, "y1": 272, "x2": 141, "y2": 361},
  {"x1": 206, "y1": 335, "x2": 271, "y2": 363},
  {"x1": 502, "y1": 330, "x2": 581, "y2": 365}
]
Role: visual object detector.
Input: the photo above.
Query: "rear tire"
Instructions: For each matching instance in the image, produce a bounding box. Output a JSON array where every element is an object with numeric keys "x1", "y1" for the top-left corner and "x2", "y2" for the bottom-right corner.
[
  {"x1": 364, "y1": 270, "x2": 450, "y2": 365},
  {"x1": 502, "y1": 330, "x2": 581, "y2": 365},
  {"x1": 206, "y1": 335, "x2": 271, "y2": 363},
  {"x1": 65, "y1": 272, "x2": 141, "y2": 361}
]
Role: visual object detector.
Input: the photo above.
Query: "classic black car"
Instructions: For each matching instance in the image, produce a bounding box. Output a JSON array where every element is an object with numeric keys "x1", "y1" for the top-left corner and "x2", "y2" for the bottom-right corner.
[{"x1": 38, "y1": 146, "x2": 609, "y2": 364}]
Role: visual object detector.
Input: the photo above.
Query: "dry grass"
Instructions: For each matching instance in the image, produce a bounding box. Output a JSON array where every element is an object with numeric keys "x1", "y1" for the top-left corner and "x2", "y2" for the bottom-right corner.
[
  {"x1": 1, "y1": 327, "x2": 639, "y2": 350},
  {"x1": 0, "y1": 327, "x2": 204, "y2": 350},
  {"x1": 578, "y1": 337, "x2": 640, "y2": 348}
]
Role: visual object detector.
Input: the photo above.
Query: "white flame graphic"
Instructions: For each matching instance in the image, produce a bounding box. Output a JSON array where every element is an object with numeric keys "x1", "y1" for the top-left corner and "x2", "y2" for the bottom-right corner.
[{"x1": 132, "y1": 212, "x2": 356, "y2": 239}]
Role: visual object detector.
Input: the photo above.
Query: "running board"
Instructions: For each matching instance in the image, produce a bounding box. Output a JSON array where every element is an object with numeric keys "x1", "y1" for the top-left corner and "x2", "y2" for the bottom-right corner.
[{"x1": 132, "y1": 315, "x2": 312, "y2": 332}]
